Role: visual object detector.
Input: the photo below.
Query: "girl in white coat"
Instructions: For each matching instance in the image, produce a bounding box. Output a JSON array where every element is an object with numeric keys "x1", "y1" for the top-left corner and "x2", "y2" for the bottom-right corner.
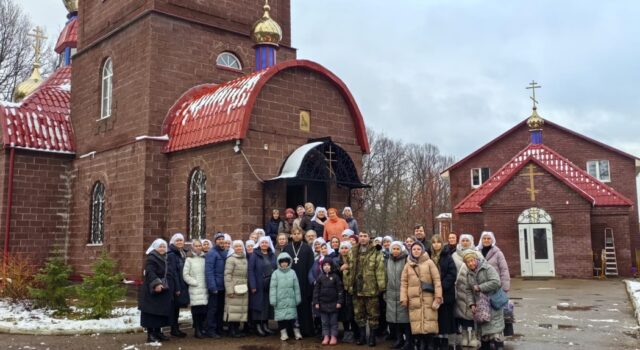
[{"x1": 183, "y1": 239, "x2": 208, "y2": 338}]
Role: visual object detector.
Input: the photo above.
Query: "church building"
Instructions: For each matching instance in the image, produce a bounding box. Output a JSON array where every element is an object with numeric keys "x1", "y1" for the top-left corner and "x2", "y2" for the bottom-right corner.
[
  {"x1": 0, "y1": 0, "x2": 369, "y2": 280},
  {"x1": 443, "y1": 91, "x2": 639, "y2": 278}
]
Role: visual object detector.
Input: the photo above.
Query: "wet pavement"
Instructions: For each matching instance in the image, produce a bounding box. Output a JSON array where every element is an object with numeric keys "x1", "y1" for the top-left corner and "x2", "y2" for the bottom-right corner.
[{"x1": 1, "y1": 278, "x2": 639, "y2": 350}]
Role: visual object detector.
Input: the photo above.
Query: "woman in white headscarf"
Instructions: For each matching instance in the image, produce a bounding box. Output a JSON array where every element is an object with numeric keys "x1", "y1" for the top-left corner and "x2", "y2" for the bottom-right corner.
[
  {"x1": 310, "y1": 207, "x2": 328, "y2": 238},
  {"x1": 248, "y1": 236, "x2": 277, "y2": 336},
  {"x1": 224, "y1": 240, "x2": 249, "y2": 337},
  {"x1": 139, "y1": 239, "x2": 172, "y2": 343},
  {"x1": 454, "y1": 234, "x2": 483, "y2": 348},
  {"x1": 167, "y1": 233, "x2": 189, "y2": 338}
]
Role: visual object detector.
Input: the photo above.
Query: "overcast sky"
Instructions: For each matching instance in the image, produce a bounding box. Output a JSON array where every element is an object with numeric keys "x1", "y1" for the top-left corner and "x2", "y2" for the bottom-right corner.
[{"x1": 20, "y1": 1, "x2": 640, "y2": 161}]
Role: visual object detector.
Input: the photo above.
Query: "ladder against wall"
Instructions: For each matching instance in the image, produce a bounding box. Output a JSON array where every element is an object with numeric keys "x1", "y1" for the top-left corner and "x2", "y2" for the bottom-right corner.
[{"x1": 604, "y1": 228, "x2": 618, "y2": 276}]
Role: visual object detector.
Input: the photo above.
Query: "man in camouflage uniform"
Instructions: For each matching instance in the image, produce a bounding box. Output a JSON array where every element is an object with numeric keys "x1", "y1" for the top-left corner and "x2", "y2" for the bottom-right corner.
[{"x1": 347, "y1": 231, "x2": 387, "y2": 346}]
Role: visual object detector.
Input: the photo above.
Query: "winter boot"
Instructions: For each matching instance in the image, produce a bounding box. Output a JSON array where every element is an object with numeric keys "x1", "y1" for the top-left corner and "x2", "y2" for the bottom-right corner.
[
  {"x1": 479, "y1": 341, "x2": 490, "y2": 350},
  {"x1": 494, "y1": 341, "x2": 505, "y2": 350},
  {"x1": 467, "y1": 329, "x2": 479, "y2": 348},
  {"x1": 342, "y1": 330, "x2": 354, "y2": 343},
  {"x1": 171, "y1": 326, "x2": 187, "y2": 338},
  {"x1": 460, "y1": 330, "x2": 469, "y2": 347},
  {"x1": 280, "y1": 329, "x2": 289, "y2": 341},
  {"x1": 357, "y1": 328, "x2": 367, "y2": 346},
  {"x1": 391, "y1": 324, "x2": 405, "y2": 349},
  {"x1": 294, "y1": 327, "x2": 303, "y2": 340},
  {"x1": 330, "y1": 335, "x2": 338, "y2": 345},
  {"x1": 255, "y1": 321, "x2": 267, "y2": 337},
  {"x1": 155, "y1": 330, "x2": 170, "y2": 341},
  {"x1": 368, "y1": 328, "x2": 377, "y2": 347},
  {"x1": 263, "y1": 321, "x2": 276, "y2": 335},
  {"x1": 147, "y1": 329, "x2": 160, "y2": 343}
]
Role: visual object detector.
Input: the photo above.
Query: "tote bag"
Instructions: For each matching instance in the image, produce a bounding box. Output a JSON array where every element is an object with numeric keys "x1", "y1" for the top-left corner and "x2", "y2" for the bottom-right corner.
[{"x1": 473, "y1": 292, "x2": 491, "y2": 323}]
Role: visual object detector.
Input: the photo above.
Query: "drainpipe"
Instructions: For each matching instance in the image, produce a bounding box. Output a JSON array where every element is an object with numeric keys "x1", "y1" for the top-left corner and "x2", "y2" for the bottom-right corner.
[{"x1": 3, "y1": 148, "x2": 15, "y2": 273}]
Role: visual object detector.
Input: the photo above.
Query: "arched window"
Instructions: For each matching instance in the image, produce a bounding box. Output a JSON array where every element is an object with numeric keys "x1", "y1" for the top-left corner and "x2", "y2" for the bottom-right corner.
[
  {"x1": 216, "y1": 52, "x2": 242, "y2": 70},
  {"x1": 188, "y1": 168, "x2": 207, "y2": 240},
  {"x1": 90, "y1": 182, "x2": 106, "y2": 244},
  {"x1": 100, "y1": 58, "x2": 113, "y2": 119}
]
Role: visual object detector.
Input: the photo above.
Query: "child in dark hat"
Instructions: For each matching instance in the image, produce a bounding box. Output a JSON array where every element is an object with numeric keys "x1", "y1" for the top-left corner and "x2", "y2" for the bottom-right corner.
[{"x1": 313, "y1": 260, "x2": 344, "y2": 345}]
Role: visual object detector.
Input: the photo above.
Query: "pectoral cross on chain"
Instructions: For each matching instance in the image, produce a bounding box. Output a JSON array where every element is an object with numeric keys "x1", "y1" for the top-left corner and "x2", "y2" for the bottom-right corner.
[
  {"x1": 294, "y1": 257, "x2": 299, "y2": 264},
  {"x1": 519, "y1": 163, "x2": 544, "y2": 201}
]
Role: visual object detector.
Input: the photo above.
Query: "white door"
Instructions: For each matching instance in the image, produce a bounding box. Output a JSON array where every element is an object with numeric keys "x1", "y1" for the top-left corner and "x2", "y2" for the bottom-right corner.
[{"x1": 519, "y1": 223, "x2": 555, "y2": 276}]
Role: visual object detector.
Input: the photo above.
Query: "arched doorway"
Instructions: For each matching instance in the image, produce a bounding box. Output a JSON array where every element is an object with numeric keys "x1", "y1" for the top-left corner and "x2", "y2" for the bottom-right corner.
[{"x1": 518, "y1": 207, "x2": 555, "y2": 277}]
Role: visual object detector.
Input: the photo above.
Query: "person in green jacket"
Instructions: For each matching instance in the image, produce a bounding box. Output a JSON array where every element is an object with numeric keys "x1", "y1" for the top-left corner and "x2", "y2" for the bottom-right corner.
[
  {"x1": 270, "y1": 252, "x2": 302, "y2": 341},
  {"x1": 346, "y1": 231, "x2": 387, "y2": 346}
]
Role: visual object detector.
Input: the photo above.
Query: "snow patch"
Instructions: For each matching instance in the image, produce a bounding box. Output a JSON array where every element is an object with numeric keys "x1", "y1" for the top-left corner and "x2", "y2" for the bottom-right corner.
[
  {"x1": 624, "y1": 280, "x2": 640, "y2": 326},
  {"x1": 587, "y1": 319, "x2": 619, "y2": 323},
  {"x1": 547, "y1": 315, "x2": 575, "y2": 320}
]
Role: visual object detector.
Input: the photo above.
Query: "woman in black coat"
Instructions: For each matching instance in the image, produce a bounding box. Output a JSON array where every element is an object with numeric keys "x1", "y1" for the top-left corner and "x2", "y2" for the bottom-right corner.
[
  {"x1": 248, "y1": 236, "x2": 277, "y2": 336},
  {"x1": 167, "y1": 233, "x2": 189, "y2": 338},
  {"x1": 265, "y1": 209, "x2": 281, "y2": 243},
  {"x1": 430, "y1": 235, "x2": 458, "y2": 349},
  {"x1": 139, "y1": 239, "x2": 173, "y2": 343}
]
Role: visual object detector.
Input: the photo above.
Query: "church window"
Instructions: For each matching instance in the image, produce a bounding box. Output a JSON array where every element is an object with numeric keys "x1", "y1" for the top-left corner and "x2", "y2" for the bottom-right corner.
[
  {"x1": 89, "y1": 182, "x2": 106, "y2": 245},
  {"x1": 188, "y1": 168, "x2": 207, "y2": 240},
  {"x1": 471, "y1": 167, "x2": 490, "y2": 188},
  {"x1": 587, "y1": 160, "x2": 610, "y2": 182},
  {"x1": 100, "y1": 58, "x2": 113, "y2": 119},
  {"x1": 216, "y1": 52, "x2": 242, "y2": 70}
]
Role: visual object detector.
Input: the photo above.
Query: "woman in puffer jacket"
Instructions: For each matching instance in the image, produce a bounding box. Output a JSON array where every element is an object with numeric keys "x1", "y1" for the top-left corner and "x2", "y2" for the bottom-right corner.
[
  {"x1": 224, "y1": 240, "x2": 249, "y2": 337},
  {"x1": 385, "y1": 241, "x2": 411, "y2": 350},
  {"x1": 183, "y1": 239, "x2": 208, "y2": 338},
  {"x1": 454, "y1": 234, "x2": 483, "y2": 348}
]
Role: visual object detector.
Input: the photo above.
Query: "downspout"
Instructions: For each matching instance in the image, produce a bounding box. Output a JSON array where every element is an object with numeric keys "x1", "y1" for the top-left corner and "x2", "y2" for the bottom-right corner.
[{"x1": 3, "y1": 147, "x2": 15, "y2": 273}]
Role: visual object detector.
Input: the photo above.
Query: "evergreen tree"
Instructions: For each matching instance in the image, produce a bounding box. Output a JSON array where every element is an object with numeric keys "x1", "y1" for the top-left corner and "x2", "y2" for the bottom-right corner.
[
  {"x1": 76, "y1": 251, "x2": 126, "y2": 319},
  {"x1": 29, "y1": 256, "x2": 73, "y2": 313}
]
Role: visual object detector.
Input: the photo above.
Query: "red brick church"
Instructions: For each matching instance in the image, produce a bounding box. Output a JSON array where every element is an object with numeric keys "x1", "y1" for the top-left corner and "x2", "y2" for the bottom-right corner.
[
  {"x1": 443, "y1": 94, "x2": 639, "y2": 278},
  {"x1": 0, "y1": 0, "x2": 369, "y2": 279}
]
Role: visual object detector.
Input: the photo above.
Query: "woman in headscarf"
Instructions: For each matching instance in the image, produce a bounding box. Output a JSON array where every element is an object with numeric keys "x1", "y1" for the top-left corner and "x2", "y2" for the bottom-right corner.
[
  {"x1": 477, "y1": 231, "x2": 510, "y2": 293},
  {"x1": 139, "y1": 239, "x2": 172, "y2": 343},
  {"x1": 202, "y1": 239, "x2": 212, "y2": 254},
  {"x1": 463, "y1": 252, "x2": 505, "y2": 350},
  {"x1": 430, "y1": 235, "x2": 458, "y2": 349},
  {"x1": 223, "y1": 233, "x2": 232, "y2": 251},
  {"x1": 311, "y1": 207, "x2": 328, "y2": 238},
  {"x1": 183, "y1": 239, "x2": 208, "y2": 338},
  {"x1": 245, "y1": 240, "x2": 256, "y2": 258},
  {"x1": 454, "y1": 234, "x2": 483, "y2": 348},
  {"x1": 248, "y1": 236, "x2": 277, "y2": 337},
  {"x1": 308, "y1": 238, "x2": 335, "y2": 285},
  {"x1": 167, "y1": 233, "x2": 189, "y2": 338},
  {"x1": 386, "y1": 241, "x2": 411, "y2": 350},
  {"x1": 323, "y1": 207, "x2": 349, "y2": 242},
  {"x1": 224, "y1": 240, "x2": 249, "y2": 337},
  {"x1": 278, "y1": 208, "x2": 296, "y2": 236},
  {"x1": 249, "y1": 229, "x2": 265, "y2": 243},
  {"x1": 282, "y1": 226, "x2": 316, "y2": 337},
  {"x1": 336, "y1": 240, "x2": 358, "y2": 343},
  {"x1": 400, "y1": 242, "x2": 443, "y2": 350},
  {"x1": 342, "y1": 207, "x2": 359, "y2": 235},
  {"x1": 266, "y1": 209, "x2": 282, "y2": 243}
]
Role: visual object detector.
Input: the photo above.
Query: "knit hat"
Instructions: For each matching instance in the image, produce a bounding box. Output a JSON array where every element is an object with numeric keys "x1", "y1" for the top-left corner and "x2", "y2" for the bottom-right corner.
[
  {"x1": 214, "y1": 232, "x2": 225, "y2": 241},
  {"x1": 383, "y1": 235, "x2": 393, "y2": 243},
  {"x1": 463, "y1": 251, "x2": 478, "y2": 262},
  {"x1": 339, "y1": 241, "x2": 352, "y2": 250},
  {"x1": 341, "y1": 229, "x2": 354, "y2": 237}
]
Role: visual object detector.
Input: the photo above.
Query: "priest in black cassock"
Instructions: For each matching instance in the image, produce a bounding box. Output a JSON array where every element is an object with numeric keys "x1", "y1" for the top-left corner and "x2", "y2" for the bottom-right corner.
[{"x1": 283, "y1": 226, "x2": 315, "y2": 337}]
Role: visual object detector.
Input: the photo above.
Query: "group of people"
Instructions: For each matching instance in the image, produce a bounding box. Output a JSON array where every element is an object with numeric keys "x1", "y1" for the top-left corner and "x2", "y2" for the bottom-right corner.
[{"x1": 139, "y1": 204, "x2": 511, "y2": 350}]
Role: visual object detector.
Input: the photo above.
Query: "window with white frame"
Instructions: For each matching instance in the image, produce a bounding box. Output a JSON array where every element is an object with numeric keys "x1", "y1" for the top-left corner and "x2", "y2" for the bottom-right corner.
[
  {"x1": 216, "y1": 52, "x2": 242, "y2": 70},
  {"x1": 100, "y1": 58, "x2": 113, "y2": 119},
  {"x1": 188, "y1": 168, "x2": 207, "y2": 240},
  {"x1": 90, "y1": 182, "x2": 105, "y2": 244},
  {"x1": 471, "y1": 167, "x2": 490, "y2": 188},
  {"x1": 586, "y1": 160, "x2": 611, "y2": 182}
]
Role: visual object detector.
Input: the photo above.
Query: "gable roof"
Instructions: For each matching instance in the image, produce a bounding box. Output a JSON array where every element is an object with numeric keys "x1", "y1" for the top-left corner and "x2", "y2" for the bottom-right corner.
[
  {"x1": 443, "y1": 118, "x2": 640, "y2": 175},
  {"x1": 454, "y1": 143, "x2": 634, "y2": 213},
  {"x1": 0, "y1": 66, "x2": 75, "y2": 154},
  {"x1": 162, "y1": 59, "x2": 369, "y2": 154}
]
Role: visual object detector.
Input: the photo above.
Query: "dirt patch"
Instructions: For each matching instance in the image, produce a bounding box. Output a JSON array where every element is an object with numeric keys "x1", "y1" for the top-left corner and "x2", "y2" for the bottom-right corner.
[{"x1": 557, "y1": 304, "x2": 594, "y2": 311}]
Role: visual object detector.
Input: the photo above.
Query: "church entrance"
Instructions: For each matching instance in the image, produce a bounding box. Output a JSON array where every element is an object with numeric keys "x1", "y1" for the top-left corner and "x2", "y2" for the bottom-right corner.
[
  {"x1": 286, "y1": 181, "x2": 327, "y2": 209},
  {"x1": 517, "y1": 207, "x2": 555, "y2": 277}
]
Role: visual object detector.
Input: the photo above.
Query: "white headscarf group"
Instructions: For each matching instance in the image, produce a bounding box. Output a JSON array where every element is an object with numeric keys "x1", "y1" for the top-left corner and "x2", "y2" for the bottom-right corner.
[
  {"x1": 146, "y1": 238, "x2": 168, "y2": 255},
  {"x1": 476, "y1": 231, "x2": 496, "y2": 249},
  {"x1": 312, "y1": 237, "x2": 334, "y2": 257},
  {"x1": 312, "y1": 207, "x2": 328, "y2": 222},
  {"x1": 457, "y1": 233, "x2": 477, "y2": 251},
  {"x1": 169, "y1": 233, "x2": 185, "y2": 246},
  {"x1": 256, "y1": 236, "x2": 275, "y2": 253}
]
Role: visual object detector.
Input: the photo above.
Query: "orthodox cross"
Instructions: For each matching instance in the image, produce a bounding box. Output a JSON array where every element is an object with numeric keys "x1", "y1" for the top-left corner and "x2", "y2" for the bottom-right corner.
[
  {"x1": 526, "y1": 80, "x2": 542, "y2": 109},
  {"x1": 27, "y1": 27, "x2": 47, "y2": 65},
  {"x1": 325, "y1": 144, "x2": 336, "y2": 177},
  {"x1": 519, "y1": 163, "x2": 544, "y2": 201}
]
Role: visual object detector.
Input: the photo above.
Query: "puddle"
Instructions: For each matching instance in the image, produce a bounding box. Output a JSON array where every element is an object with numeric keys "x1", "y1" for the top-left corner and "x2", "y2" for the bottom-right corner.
[
  {"x1": 557, "y1": 298, "x2": 572, "y2": 301},
  {"x1": 557, "y1": 324, "x2": 578, "y2": 330},
  {"x1": 538, "y1": 324, "x2": 579, "y2": 330},
  {"x1": 557, "y1": 304, "x2": 594, "y2": 311}
]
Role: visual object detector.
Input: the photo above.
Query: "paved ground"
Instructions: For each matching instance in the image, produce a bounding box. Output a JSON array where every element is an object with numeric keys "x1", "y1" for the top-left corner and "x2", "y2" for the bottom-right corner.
[{"x1": 1, "y1": 278, "x2": 639, "y2": 350}]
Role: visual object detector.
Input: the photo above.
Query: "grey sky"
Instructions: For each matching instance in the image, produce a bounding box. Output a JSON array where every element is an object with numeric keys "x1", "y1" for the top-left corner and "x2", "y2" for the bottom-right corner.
[{"x1": 20, "y1": 1, "x2": 640, "y2": 161}]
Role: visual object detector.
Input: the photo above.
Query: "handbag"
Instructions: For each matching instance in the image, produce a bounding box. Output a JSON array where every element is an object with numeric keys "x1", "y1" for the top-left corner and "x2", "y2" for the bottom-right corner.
[
  {"x1": 234, "y1": 284, "x2": 249, "y2": 295},
  {"x1": 490, "y1": 288, "x2": 509, "y2": 310},
  {"x1": 412, "y1": 266, "x2": 435, "y2": 293},
  {"x1": 473, "y1": 292, "x2": 491, "y2": 323}
]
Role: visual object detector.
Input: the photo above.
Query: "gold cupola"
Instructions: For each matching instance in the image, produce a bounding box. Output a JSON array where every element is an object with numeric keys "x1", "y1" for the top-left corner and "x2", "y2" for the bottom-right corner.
[
  {"x1": 527, "y1": 107, "x2": 545, "y2": 130},
  {"x1": 13, "y1": 27, "x2": 47, "y2": 102},
  {"x1": 63, "y1": 0, "x2": 78, "y2": 13},
  {"x1": 251, "y1": 0, "x2": 282, "y2": 46}
]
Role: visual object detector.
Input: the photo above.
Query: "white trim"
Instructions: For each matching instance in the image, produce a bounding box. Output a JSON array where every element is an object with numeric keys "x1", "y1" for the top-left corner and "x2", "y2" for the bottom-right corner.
[
  {"x1": 135, "y1": 135, "x2": 169, "y2": 141},
  {"x1": 86, "y1": 243, "x2": 103, "y2": 247},
  {"x1": 270, "y1": 142, "x2": 324, "y2": 180},
  {"x1": 100, "y1": 58, "x2": 113, "y2": 120}
]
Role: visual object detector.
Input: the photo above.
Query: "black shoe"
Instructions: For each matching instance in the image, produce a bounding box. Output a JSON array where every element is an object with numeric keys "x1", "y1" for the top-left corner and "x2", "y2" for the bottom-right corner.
[
  {"x1": 147, "y1": 333, "x2": 160, "y2": 343},
  {"x1": 255, "y1": 322, "x2": 267, "y2": 337},
  {"x1": 204, "y1": 331, "x2": 221, "y2": 339},
  {"x1": 262, "y1": 321, "x2": 276, "y2": 335},
  {"x1": 368, "y1": 330, "x2": 377, "y2": 347},
  {"x1": 391, "y1": 338, "x2": 405, "y2": 349},
  {"x1": 171, "y1": 326, "x2": 187, "y2": 338},
  {"x1": 480, "y1": 341, "x2": 491, "y2": 350},
  {"x1": 357, "y1": 330, "x2": 367, "y2": 346},
  {"x1": 494, "y1": 341, "x2": 505, "y2": 350},
  {"x1": 439, "y1": 338, "x2": 448, "y2": 350},
  {"x1": 155, "y1": 332, "x2": 170, "y2": 341},
  {"x1": 194, "y1": 328, "x2": 205, "y2": 339}
]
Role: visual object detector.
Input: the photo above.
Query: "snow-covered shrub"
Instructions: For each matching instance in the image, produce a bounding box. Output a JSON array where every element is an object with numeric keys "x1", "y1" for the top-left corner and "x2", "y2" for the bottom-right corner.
[
  {"x1": 76, "y1": 251, "x2": 126, "y2": 319},
  {"x1": 0, "y1": 253, "x2": 36, "y2": 301},
  {"x1": 29, "y1": 256, "x2": 73, "y2": 313}
]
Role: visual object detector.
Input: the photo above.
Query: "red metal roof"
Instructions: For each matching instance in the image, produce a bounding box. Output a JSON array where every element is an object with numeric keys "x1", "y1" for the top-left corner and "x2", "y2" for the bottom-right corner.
[
  {"x1": 0, "y1": 66, "x2": 75, "y2": 153},
  {"x1": 443, "y1": 118, "x2": 640, "y2": 175},
  {"x1": 162, "y1": 60, "x2": 369, "y2": 153},
  {"x1": 454, "y1": 143, "x2": 633, "y2": 213},
  {"x1": 55, "y1": 17, "x2": 78, "y2": 54}
]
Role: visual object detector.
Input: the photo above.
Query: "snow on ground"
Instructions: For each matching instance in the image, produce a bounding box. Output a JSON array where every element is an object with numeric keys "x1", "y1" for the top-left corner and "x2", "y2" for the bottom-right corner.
[
  {"x1": 625, "y1": 279, "x2": 640, "y2": 326},
  {"x1": 0, "y1": 299, "x2": 191, "y2": 335}
]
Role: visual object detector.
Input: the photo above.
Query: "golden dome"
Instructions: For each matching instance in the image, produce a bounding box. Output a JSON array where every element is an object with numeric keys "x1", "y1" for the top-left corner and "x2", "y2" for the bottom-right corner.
[
  {"x1": 251, "y1": 1, "x2": 282, "y2": 46},
  {"x1": 13, "y1": 64, "x2": 43, "y2": 102},
  {"x1": 63, "y1": 0, "x2": 78, "y2": 13},
  {"x1": 527, "y1": 107, "x2": 545, "y2": 130}
]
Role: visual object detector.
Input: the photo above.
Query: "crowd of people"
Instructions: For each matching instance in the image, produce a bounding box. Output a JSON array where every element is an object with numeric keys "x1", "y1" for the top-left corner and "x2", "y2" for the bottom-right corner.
[{"x1": 139, "y1": 202, "x2": 512, "y2": 350}]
